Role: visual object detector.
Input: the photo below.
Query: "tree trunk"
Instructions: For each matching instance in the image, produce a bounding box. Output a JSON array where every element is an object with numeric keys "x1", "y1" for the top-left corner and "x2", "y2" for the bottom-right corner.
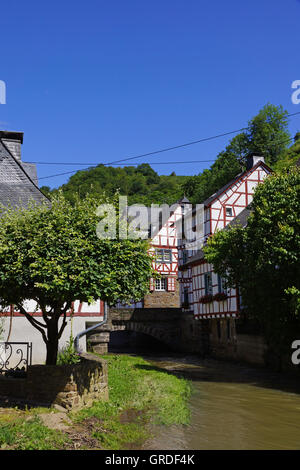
[{"x1": 46, "y1": 319, "x2": 59, "y2": 365}]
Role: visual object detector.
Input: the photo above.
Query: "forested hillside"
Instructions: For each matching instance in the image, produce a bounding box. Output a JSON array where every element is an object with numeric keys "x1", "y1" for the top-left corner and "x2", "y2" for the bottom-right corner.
[
  {"x1": 182, "y1": 104, "x2": 293, "y2": 203},
  {"x1": 41, "y1": 164, "x2": 188, "y2": 206},
  {"x1": 273, "y1": 132, "x2": 300, "y2": 171},
  {"x1": 41, "y1": 104, "x2": 299, "y2": 206}
]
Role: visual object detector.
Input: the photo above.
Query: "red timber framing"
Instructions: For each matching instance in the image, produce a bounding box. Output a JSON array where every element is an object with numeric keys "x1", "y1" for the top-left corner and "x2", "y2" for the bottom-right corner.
[
  {"x1": 148, "y1": 203, "x2": 183, "y2": 290},
  {"x1": 206, "y1": 161, "x2": 271, "y2": 236},
  {"x1": 0, "y1": 300, "x2": 105, "y2": 318},
  {"x1": 179, "y1": 160, "x2": 271, "y2": 320}
]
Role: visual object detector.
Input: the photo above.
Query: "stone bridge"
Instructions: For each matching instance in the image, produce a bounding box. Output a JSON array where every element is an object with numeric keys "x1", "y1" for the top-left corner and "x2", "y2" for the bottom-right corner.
[{"x1": 86, "y1": 308, "x2": 206, "y2": 355}]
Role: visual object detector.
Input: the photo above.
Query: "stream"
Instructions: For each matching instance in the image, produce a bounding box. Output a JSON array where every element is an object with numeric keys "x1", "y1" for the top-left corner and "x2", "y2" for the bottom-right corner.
[{"x1": 141, "y1": 355, "x2": 300, "y2": 450}]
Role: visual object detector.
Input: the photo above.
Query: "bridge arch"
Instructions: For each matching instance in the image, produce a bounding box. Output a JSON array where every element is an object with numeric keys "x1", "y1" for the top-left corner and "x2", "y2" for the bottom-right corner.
[{"x1": 111, "y1": 321, "x2": 179, "y2": 349}]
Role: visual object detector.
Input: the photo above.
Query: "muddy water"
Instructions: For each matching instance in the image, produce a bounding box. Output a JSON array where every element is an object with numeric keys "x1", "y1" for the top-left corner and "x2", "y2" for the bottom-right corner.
[{"x1": 142, "y1": 355, "x2": 300, "y2": 450}]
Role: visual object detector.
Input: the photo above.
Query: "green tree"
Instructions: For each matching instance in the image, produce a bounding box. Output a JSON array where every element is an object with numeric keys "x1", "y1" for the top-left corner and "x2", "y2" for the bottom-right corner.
[
  {"x1": 0, "y1": 193, "x2": 153, "y2": 365},
  {"x1": 247, "y1": 104, "x2": 289, "y2": 165},
  {"x1": 182, "y1": 104, "x2": 290, "y2": 203},
  {"x1": 273, "y1": 132, "x2": 300, "y2": 172},
  {"x1": 47, "y1": 164, "x2": 187, "y2": 206},
  {"x1": 204, "y1": 169, "x2": 300, "y2": 367}
]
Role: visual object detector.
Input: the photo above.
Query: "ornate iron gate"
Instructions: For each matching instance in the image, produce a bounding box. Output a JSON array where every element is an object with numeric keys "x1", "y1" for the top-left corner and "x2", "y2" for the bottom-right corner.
[{"x1": 0, "y1": 342, "x2": 32, "y2": 377}]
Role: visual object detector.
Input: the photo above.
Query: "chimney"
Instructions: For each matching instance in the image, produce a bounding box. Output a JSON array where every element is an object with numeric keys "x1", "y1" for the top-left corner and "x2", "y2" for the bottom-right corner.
[
  {"x1": 246, "y1": 153, "x2": 265, "y2": 170},
  {"x1": 0, "y1": 130, "x2": 24, "y2": 161}
]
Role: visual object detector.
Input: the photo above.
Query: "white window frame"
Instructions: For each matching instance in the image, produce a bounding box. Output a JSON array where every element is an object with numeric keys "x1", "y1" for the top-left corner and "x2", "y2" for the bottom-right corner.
[
  {"x1": 155, "y1": 277, "x2": 167, "y2": 291},
  {"x1": 225, "y1": 207, "x2": 233, "y2": 217}
]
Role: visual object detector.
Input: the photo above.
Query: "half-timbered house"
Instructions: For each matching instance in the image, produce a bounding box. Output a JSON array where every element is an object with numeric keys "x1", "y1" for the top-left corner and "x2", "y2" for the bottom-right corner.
[
  {"x1": 178, "y1": 154, "x2": 272, "y2": 353},
  {"x1": 115, "y1": 198, "x2": 191, "y2": 310}
]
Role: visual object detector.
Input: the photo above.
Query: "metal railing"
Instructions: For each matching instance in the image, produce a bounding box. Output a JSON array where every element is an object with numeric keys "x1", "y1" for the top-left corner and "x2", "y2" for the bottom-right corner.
[{"x1": 0, "y1": 342, "x2": 32, "y2": 378}]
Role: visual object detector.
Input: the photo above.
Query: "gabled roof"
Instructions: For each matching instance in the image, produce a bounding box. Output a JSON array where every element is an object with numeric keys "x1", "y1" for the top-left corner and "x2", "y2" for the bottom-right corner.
[
  {"x1": 202, "y1": 160, "x2": 272, "y2": 207},
  {"x1": 179, "y1": 205, "x2": 253, "y2": 268},
  {"x1": 0, "y1": 139, "x2": 48, "y2": 209}
]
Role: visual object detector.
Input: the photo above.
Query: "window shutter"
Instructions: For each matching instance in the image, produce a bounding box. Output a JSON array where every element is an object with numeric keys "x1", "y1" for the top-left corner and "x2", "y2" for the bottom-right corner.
[
  {"x1": 167, "y1": 277, "x2": 176, "y2": 292},
  {"x1": 149, "y1": 278, "x2": 155, "y2": 291}
]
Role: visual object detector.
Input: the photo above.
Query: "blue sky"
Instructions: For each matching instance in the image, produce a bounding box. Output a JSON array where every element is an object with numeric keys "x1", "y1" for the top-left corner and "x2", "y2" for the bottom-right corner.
[{"x1": 0, "y1": 0, "x2": 299, "y2": 188}]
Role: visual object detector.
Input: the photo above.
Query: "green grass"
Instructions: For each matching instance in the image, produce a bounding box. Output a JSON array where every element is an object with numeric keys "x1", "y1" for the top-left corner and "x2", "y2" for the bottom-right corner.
[
  {"x1": 72, "y1": 354, "x2": 191, "y2": 449},
  {"x1": 0, "y1": 415, "x2": 68, "y2": 450},
  {"x1": 0, "y1": 354, "x2": 191, "y2": 450}
]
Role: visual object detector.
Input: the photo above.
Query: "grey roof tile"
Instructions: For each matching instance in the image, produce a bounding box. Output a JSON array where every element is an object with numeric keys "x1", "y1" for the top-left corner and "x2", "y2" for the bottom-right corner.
[{"x1": 0, "y1": 139, "x2": 48, "y2": 209}]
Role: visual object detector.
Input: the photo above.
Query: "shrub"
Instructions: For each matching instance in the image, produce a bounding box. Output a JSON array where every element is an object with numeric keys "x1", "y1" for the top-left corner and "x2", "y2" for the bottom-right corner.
[{"x1": 57, "y1": 334, "x2": 81, "y2": 365}]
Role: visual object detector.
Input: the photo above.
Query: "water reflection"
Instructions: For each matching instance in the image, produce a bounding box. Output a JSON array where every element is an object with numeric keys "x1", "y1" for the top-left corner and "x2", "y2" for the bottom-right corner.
[{"x1": 142, "y1": 356, "x2": 300, "y2": 450}]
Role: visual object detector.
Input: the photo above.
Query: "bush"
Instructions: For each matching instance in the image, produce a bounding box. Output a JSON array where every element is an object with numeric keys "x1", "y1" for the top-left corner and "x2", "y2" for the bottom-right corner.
[{"x1": 57, "y1": 334, "x2": 81, "y2": 365}]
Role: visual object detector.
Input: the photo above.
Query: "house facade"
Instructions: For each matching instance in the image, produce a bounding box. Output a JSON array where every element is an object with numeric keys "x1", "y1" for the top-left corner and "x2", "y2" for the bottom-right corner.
[
  {"x1": 178, "y1": 154, "x2": 272, "y2": 357},
  {"x1": 115, "y1": 199, "x2": 191, "y2": 310}
]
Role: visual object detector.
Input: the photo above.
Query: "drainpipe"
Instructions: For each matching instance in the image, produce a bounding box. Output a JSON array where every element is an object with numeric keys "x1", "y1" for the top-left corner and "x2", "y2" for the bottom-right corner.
[{"x1": 74, "y1": 301, "x2": 108, "y2": 353}]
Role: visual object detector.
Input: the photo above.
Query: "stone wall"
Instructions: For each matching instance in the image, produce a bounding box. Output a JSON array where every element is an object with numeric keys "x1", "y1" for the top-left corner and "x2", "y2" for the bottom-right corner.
[
  {"x1": 208, "y1": 318, "x2": 267, "y2": 366},
  {"x1": 144, "y1": 279, "x2": 180, "y2": 308},
  {"x1": 87, "y1": 307, "x2": 209, "y2": 355},
  {"x1": 236, "y1": 334, "x2": 266, "y2": 365},
  {"x1": 0, "y1": 353, "x2": 108, "y2": 410},
  {"x1": 178, "y1": 313, "x2": 208, "y2": 354}
]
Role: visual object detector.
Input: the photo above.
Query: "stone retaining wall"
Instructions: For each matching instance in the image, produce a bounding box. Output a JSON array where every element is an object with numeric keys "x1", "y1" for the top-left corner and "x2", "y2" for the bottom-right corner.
[{"x1": 0, "y1": 353, "x2": 108, "y2": 410}]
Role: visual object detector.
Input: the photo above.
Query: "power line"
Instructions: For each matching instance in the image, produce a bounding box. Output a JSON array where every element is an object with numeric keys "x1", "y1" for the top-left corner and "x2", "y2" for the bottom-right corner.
[
  {"x1": 34, "y1": 110, "x2": 300, "y2": 181},
  {"x1": 28, "y1": 159, "x2": 216, "y2": 167},
  {"x1": 36, "y1": 135, "x2": 296, "y2": 181},
  {"x1": 33, "y1": 128, "x2": 250, "y2": 181},
  {"x1": 37, "y1": 160, "x2": 216, "y2": 180}
]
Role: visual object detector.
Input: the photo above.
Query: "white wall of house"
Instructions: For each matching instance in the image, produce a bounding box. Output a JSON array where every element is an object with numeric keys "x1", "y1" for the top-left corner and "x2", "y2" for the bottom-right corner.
[
  {"x1": 1, "y1": 315, "x2": 104, "y2": 364},
  {"x1": 0, "y1": 299, "x2": 104, "y2": 364}
]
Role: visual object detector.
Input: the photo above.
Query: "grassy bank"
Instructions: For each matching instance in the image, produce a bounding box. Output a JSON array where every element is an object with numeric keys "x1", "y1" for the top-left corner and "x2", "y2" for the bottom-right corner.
[
  {"x1": 72, "y1": 354, "x2": 191, "y2": 449},
  {"x1": 0, "y1": 354, "x2": 191, "y2": 450},
  {"x1": 0, "y1": 408, "x2": 68, "y2": 450}
]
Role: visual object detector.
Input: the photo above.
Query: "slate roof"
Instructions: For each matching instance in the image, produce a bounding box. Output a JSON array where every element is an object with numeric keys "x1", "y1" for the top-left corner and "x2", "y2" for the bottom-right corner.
[
  {"x1": 225, "y1": 205, "x2": 252, "y2": 229},
  {"x1": 0, "y1": 139, "x2": 48, "y2": 209},
  {"x1": 179, "y1": 205, "x2": 253, "y2": 268}
]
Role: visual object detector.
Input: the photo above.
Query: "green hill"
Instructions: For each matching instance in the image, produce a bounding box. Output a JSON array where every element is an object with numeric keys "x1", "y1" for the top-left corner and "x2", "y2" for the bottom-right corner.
[
  {"x1": 273, "y1": 132, "x2": 300, "y2": 172},
  {"x1": 41, "y1": 163, "x2": 188, "y2": 206},
  {"x1": 41, "y1": 105, "x2": 299, "y2": 207}
]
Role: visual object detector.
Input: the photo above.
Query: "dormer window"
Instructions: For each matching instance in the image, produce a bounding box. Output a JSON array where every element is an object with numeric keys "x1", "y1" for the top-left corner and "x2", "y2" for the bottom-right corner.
[{"x1": 225, "y1": 207, "x2": 233, "y2": 217}]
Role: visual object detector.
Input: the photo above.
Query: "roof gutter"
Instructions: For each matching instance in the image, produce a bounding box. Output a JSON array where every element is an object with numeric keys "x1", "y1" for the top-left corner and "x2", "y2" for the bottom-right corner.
[{"x1": 74, "y1": 301, "x2": 108, "y2": 353}]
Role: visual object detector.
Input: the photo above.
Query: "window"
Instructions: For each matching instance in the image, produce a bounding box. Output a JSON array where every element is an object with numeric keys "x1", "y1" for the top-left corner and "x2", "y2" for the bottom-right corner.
[
  {"x1": 225, "y1": 207, "x2": 233, "y2": 217},
  {"x1": 218, "y1": 275, "x2": 226, "y2": 293},
  {"x1": 204, "y1": 272, "x2": 213, "y2": 295},
  {"x1": 155, "y1": 277, "x2": 167, "y2": 291},
  {"x1": 155, "y1": 248, "x2": 172, "y2": 263},
  {"x1": 182, "y1": 250, "x2": 188, "y2": 264}
]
